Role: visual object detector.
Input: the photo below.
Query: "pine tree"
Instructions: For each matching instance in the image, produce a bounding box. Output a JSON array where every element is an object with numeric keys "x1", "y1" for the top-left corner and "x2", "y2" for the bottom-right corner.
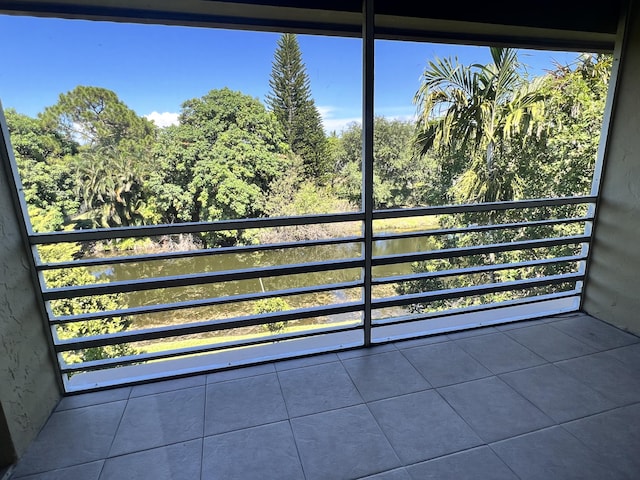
[{"x1": 266, "y1": 33, "x2": 328, "y2": 181}]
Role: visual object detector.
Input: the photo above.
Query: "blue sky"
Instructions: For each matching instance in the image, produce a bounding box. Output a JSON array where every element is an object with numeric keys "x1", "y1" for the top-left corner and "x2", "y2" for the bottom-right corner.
[{"x1": 0, "y1": 14, "x2": 583, "y2": 134}]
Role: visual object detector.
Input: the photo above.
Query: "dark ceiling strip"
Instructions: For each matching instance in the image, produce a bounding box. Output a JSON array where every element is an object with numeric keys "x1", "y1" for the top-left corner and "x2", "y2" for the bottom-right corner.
[
  {"x1": 0, "y1": 1, "x2": 362, "y2": 34},
  {"x1": 0, "y1": 1, "x2": 617, "y2": 51}
]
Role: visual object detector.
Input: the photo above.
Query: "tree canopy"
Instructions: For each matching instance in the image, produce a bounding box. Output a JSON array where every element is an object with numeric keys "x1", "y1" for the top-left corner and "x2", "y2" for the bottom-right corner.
[
  {"x1": 150, "y1": 88, "x2": 291, "y2": 245},
  {"x1": 35, "y1": 86, "x2": 158, "y2": 228},
  {"x1": 6, "y1": 109, "x2": 78, "y2": 231},
  {"x1": 42, "y1": 85, "x2": 156, "y2": 152},
  {"x1": 334, "y1": 117, "x2": 430, "y2": 209}
]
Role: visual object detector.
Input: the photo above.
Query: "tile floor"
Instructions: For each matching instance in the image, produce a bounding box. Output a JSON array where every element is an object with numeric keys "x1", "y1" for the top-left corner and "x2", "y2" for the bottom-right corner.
[{"x1": 7, "y1": 312, "x2": 640, "y2": 479}]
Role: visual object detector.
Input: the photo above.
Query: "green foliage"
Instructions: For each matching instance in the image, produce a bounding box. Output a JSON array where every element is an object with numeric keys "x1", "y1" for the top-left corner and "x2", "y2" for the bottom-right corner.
[
  {"x1": 74, "y1": 146, "x2": 152, "y2": 228},
  {"x1": 150, "y1": 88, "x2": 290, "y2": 245},
  {"x1": 334, "y1": 117, "x2": 428, "y2": 208},
  {"x1": 5, "y1": 109, "x2": 80, "y2": 232},
  {"x1": 266, "y1": 33, "x2": 329, "y2": 180},
  {"x1": 5, "y1": 107, "x2": 77, "y2": 161},
  {"x1": 528, "y1": 53, "x2": 612, "y2": 198},
  {"x1": 254, "y1": 297, "x2": 291, "y2": 335},
  {"x1": 402, "y1": 51, "x2": 612, "y2": 313},
  {"x1": 147, "y1": 124, "x2": 203, "y2": 224},
  {"x1": 39, "y1": 243, "x2": 136, "y2": 364},
  {"x1": 415, "y1": 47, "x2": 547, "y2": 204},
  {"x1": 260, "y1": 153, "x2": 357, "y2": 242},
  {"x1": 38, "y1": 86, "x2": 157, "y2": 229},
  {"x1": 41, "y1": 85, "x2": 156, "y2": 151}
]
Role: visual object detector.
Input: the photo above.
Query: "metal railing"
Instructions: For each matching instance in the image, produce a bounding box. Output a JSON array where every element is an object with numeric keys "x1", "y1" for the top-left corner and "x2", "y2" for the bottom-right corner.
[{"x1": 27, "y1": 195, "x2": 595, "y2": 392}]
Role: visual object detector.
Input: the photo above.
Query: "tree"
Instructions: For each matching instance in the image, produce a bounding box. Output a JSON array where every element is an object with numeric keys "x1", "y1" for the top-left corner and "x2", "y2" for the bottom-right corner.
[
  {"x1": 414, "y1": 47, "x2": 546, "y2": 204},
  {"x1": 266, "y1": 33, "x2": 329, "y2": 180},
  {"x1": 529, "y1": 53, "x2": 612, "y2": 199},
  {"x1": 260, "y1": 153, "x2": 356, "y2": 242},
  {"x1": 401, "y1": 51, "x2": 612, "y2": 313},
  {"x1": 41, "y1": 86, "x2": 157, "y2": 228},
  {"x1": 42, "y1": 85, "x2": 156, "y2": 151},
  {"x1": 334, "y1": 117, "x2": 427, "y2": 208},
  {"x1": 5, "y1": 109, "x2": 79, "y2": 232},
  {"x1": 413, "y1": 47, "x2": 548, "y2": 286},
  {"x1": 254, "y1": 297, "x2": 291, "y2": 335},
  {"x1": 150, "y1": 88, "x2": 291, "y2": 245},
  {"x1": 74, "y1": 146, "x2": 151, "y2": 228}
]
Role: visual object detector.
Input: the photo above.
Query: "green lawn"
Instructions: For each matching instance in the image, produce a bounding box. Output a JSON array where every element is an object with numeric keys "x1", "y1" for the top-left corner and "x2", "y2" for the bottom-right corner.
[
  {"x1": 373, "y1": 215, "x2": 440, "y2": 233},
  {"x1": 140, "y1": 318, "x2": 361, "y2": 355}
]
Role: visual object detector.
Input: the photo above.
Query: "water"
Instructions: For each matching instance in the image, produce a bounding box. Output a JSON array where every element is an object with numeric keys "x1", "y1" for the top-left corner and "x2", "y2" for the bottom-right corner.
[{"x1": 82, "y1": 235, "x2": 438, "y2": 328}]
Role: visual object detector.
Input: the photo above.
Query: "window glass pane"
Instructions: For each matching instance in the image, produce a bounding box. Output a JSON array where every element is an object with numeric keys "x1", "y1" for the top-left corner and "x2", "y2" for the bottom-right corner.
[
  {"x1": 371, "y1": 38, "x2": 611, "y2": 317},
  {"x1": 1, "y1": 14, "x2": 364, "y2": 372}
]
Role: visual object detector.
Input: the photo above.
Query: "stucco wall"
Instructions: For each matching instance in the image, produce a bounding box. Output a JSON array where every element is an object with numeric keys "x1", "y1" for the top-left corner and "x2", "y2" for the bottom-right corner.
[
  {"x1": 0, "y1": 109, "x2": 61, "y2": 463},
  {"x1": 583, "y1": 1, "x2": 640, "y2": 335}
]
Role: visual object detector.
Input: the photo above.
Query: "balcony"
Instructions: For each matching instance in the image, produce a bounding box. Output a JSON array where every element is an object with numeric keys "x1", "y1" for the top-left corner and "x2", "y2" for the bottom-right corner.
[
  {"x1": 2, "y1": 0, "x2": 640, "y2": 478},
  {"x1": 31, "y1": 196, "x2": 593, "y2": 393},
  {"x1": 6, "y1": 312, "x2": 640, "y2": 479}
]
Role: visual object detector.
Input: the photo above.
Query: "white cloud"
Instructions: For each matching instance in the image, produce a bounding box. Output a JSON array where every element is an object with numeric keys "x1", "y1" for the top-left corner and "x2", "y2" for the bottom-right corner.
[
  {"x1": 318, "y1": 105, "x2": 360, "y2": 135},
  {"x1": 386, "y1": 113, "x2": 419, "y2": 123},
  {"x1": 318, "y1": 106, "x2": 419, "y2": 135},
  {"x1": 323, "y1": 116, "x2": 361, "y2": 135},
  {"x1": 145, "y1": 111, "x2": 180, "y2": 128}
]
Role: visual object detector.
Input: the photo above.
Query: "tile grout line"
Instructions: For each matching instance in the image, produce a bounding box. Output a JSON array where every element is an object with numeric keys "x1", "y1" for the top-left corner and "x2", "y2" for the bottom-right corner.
[
  {"x1": 339, "y1": 349, "x2": 486, "y2": 474},
  {"x1": 501, "y1": 325, "x2": 601, "y2": 363},
  {"x1": 555, "y1": 401, "x2": 640, "y2": 478},
  {"x1": 96, "y1": 392, "x2": 131, "y2": 480},
  {"x1": 451, "y1": 330, "x2": 548, "y2": 374},
  {"x1": 550, "y1": 352, "x2": 640, "y2": 407},
  {"x1": 546, "y1": 317, "x2": 640, "y2": 351},
  {"x1": 274, "y1": 368, "x2": 308, "y2": 480},
  {"x1": 558, "y1": 400, "x2": 640, "y2": 427},
  {"x1": 200, "y1": 379, "x2": 207, "y2": 480}
]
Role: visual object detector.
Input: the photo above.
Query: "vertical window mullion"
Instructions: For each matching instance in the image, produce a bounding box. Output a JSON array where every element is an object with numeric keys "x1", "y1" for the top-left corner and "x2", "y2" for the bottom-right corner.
[{"x1": 362, "y1": 0, "x2": 375, "y2": 346}]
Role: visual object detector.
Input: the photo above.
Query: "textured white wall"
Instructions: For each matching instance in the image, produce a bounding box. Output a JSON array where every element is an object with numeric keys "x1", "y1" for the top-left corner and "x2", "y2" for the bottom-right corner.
[
  {"x1": 583, "y1": 1, "x2": 640, "y2": 335},
  {"x1": 0, "y1": 111, "x2": 60, "y2": 460}
]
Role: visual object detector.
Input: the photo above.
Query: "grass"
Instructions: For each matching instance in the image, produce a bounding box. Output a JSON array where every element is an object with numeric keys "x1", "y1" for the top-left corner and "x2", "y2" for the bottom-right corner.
[
  {"x1": 139, "y1": 318, "x2": 361, "y2": 354},
  {"x1": 373, "y1": 215, "x2": 440, "y2": 233}
]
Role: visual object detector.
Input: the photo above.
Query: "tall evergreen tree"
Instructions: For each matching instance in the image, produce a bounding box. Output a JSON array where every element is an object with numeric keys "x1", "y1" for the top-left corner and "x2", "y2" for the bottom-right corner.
[{"x1": 266, "y1": 33, "x2": 328, "y2": 180}]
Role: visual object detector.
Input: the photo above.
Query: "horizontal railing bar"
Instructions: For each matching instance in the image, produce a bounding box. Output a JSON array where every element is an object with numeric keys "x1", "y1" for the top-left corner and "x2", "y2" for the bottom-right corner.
[
  {"x1": 50, "y1": 254, "x2": 583, "y2": 324},
  {"x1": 59, "y1": 323, "x2": 363, "y2": 373},
  {"x1": 373, "y1": 255, "x2": 585, "y2": 285},
  {"x1": 30, "y1": 212, "x2": 365, "y2": 244},
  {"x1": 371, "y1": 289, "x2": 581, "y2": 327},
  {"x1": 372, "y1": 272, "x2": 583, "y2": 309},
  {"x1": 50, "y1": 280, "x2": 363, "y2": 324},
  {"x1": 32, "y1": 197, "x2": 595, "y2": 245},
  {"x1": 38, "y1": 216, "x2": 590, "y2": 271},
  {"x1": 54, "y1": 301, "x2": 364, "y2": 350},
  {"x1": 373, "y1": 217, "x2": 591, "y2": 242},
  {"x1": 373, "y1": 196, "x2": 597, "y2": 220},
  {"x1": 39, "y1": 216, "x2": 589, "y2": 271},
  {"x1": 373, "y1": 235, "x2": 589, "y2": 266},
  {"x1": 43, "y1": 258, "x2": 364, "y2": 300},
  {"x1": 37, "y1": 235, "x2": 364, "y2": 270}
]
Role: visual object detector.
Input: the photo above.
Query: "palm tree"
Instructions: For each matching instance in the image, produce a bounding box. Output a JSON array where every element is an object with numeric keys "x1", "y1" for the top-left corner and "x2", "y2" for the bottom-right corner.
[
  {"x1": 414, "y1": 47, "x2": 548, "y2": 286},
  {"x1": 74, "y1": 146, "x2": 148, "y2": 228},
  {"x1": 414, "y1": 47, "x2": 546, "y2": 204}
]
